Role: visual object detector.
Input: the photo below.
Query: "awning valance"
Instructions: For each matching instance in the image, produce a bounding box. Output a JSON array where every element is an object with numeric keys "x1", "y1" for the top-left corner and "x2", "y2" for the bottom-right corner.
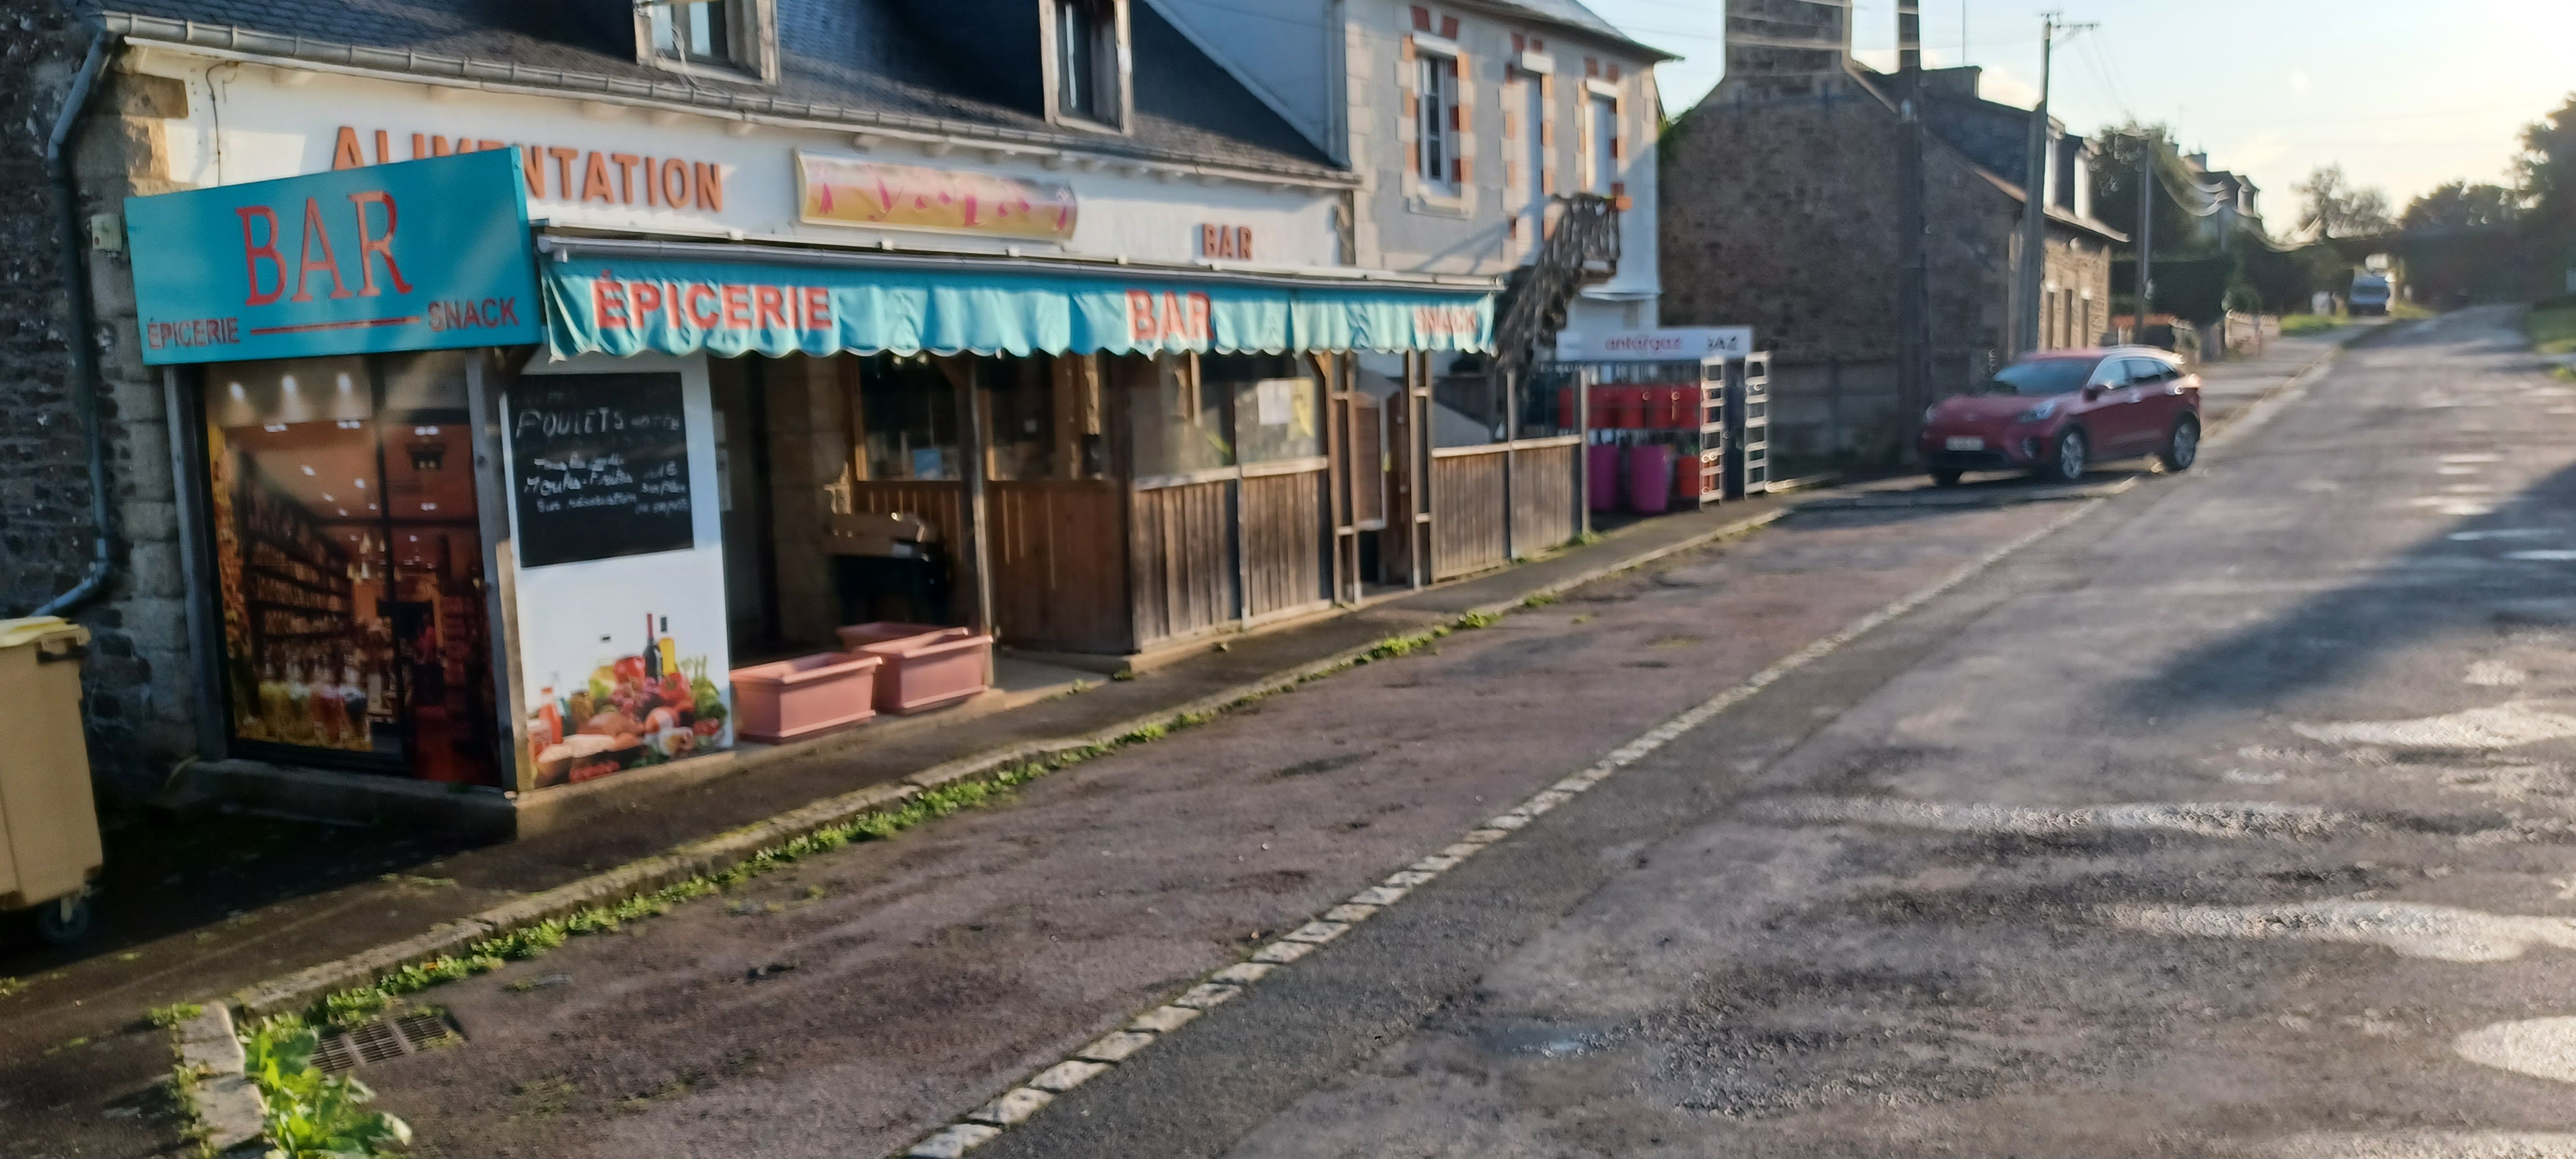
[{"x1": 542, "y1": 256, "x2": 1492, "y2": 360}]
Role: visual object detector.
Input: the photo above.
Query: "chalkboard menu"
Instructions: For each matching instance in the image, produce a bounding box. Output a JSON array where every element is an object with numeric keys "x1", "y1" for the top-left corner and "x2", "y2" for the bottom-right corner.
[{"x1": 508, "y1": 373, "x2": 694, "y2": 568}]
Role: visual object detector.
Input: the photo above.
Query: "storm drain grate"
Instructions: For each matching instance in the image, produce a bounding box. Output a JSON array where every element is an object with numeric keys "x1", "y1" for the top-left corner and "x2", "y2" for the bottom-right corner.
[{"x1": 313, "y1": 1012, "x2": 464, "y2": 1073}]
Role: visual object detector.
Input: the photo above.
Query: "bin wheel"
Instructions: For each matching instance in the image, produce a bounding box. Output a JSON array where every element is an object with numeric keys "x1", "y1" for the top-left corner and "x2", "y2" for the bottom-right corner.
[{"x1": 33, "y1": 894, "x2": 92, "y2": 945}]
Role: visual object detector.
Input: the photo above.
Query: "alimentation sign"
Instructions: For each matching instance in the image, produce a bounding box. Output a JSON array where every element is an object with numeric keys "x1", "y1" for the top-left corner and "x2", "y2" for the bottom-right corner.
[{"x1": 126, "y1": 149, "x2": 540, "y2": 364}]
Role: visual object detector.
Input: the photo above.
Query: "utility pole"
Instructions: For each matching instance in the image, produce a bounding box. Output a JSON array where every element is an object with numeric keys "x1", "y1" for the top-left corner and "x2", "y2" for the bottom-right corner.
[
  {"x1": 2013, "y1": 14, "x2": 2090, "y2": 354},
  {"x1": 2137, "y1": 141, "x2": 2155, "y2": 327},
  {"x1": 1896, "y1": 0, "x2": 1933, "y2": 436}
]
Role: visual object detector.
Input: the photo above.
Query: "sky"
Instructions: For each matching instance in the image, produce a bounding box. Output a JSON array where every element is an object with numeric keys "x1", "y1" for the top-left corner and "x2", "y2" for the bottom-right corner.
[{"x1": 1586, "y1": 0, "x2": 2576, "y2": 233}]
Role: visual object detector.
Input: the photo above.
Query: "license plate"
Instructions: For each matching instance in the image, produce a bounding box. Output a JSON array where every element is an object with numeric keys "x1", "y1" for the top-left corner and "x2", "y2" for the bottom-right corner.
[{"x1": 1945, "y1": 436, "x2": 1985, "y2": 451}]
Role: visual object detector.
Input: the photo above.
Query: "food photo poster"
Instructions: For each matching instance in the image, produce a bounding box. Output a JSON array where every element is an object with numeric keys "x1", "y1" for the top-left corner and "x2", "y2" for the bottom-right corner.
[{"x1": 506, "y1": 354, "x2": 734, "y2": 787}]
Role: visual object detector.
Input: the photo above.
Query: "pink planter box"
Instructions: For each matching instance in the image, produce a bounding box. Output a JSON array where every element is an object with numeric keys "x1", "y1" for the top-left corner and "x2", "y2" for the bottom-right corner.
[
  {"x1": 730, "y1": 652, "x2": 882, "y2": 743},
  {"x1": 837, "y1": 622, "x2": 994, "y2": 714}
]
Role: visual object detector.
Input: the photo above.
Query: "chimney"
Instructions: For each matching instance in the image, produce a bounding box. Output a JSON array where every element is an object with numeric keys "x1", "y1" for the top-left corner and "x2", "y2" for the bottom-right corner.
[
  {"x1": 1721, "y1": 0, "x2": 1854, "y2": 97},
  {"x1": 1897, "y1": 0, "x2": 1920, "y2": 72}
]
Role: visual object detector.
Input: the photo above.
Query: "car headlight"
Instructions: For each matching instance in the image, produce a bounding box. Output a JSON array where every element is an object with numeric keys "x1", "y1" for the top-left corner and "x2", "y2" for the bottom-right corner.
[{"x1": 2014, "y1": 399, "x2": 2059, "y2": 424}]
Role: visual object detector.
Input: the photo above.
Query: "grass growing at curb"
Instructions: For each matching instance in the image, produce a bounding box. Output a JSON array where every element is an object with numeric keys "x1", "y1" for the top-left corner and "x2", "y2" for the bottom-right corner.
[
  {"x1": 2278, "y1": 313, "x2": 2341, "y2": 337},
  {"x1": 150, "y1": 1002, "x2": 204, "y2": 1030},
  {"x1": 298, "y1": 761, "x2": 1075, "y2": 1030},
  {"x1": 290, "y1": 607, "x2": 1522, "y2": 1030},
  {"x1": 2530, "y1": 303, "x2": 2576, "y2": 356}
]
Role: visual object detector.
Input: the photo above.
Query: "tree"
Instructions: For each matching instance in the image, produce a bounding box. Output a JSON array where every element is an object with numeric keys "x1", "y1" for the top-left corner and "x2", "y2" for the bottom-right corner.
[
  {"x1": 2295, "y1": 164, "x2": 2394, "y2": 240},
  {"x1": 2401, "y1": 181, "x2": 2520, "y2": 232},
  {"x1": 2088, "y1": 122, "x2": 2202, "y2": 256},
  {"x1": 2520, "y1": 93, "x2": 2576, "y2": 229}
]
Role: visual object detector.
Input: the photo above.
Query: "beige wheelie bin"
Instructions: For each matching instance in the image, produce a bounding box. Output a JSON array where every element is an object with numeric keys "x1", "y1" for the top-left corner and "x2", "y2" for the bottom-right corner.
[{"x1": 0, "y1": 617, "x2": 100, "y2": 943}]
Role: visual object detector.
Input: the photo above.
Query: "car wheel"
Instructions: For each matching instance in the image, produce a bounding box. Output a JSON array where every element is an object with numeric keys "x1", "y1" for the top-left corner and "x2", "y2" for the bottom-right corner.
[
  {"x1": 2038, "y1": 428, "x2": 2087, "y2": 484},
  {"x1": 33, "y1": 894, "x2": 91, "y2": 945},
  {"x1": 1929, "y1": 469, "x2": 1963, "y2": 487},
  {"x1": 2160, "y1": 416, "x2": 2201, "y2": 472}
]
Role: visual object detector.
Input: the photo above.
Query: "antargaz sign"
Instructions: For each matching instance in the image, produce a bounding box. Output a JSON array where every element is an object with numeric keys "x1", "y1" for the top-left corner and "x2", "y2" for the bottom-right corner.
[{"x1": 126, "y1": 149, "x2": 541, "y2": 364}]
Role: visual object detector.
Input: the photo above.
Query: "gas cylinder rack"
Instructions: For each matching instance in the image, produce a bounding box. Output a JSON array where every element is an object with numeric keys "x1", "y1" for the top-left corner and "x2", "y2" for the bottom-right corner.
[{"x1": 1537, "y1": 355, "x2": 1727, "y2": 518}]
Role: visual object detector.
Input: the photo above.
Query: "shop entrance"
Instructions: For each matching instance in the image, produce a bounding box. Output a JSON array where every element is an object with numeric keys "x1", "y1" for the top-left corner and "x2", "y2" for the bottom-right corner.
[{"x1": 198, "y1": 352, "x2": 498, "y2": 784}]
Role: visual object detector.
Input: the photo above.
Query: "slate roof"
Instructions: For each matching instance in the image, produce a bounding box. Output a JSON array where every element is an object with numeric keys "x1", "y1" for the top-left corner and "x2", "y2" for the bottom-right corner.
[
  {"x1": 82, "y1": 0, "x2": 1341, "y2": 178},
  {"x1": 1461, "y1": 0, "x2": 1676, "y2": 61}
]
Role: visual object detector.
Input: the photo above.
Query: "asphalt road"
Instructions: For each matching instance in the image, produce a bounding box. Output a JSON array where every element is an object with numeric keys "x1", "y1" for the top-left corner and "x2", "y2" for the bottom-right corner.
[
  {"x1": 350, "y1": 439, "x2": 2085, "y2": 1152},
  {"x1": 976, "y1": 310, "x2": 2576, "y2": 1158}
]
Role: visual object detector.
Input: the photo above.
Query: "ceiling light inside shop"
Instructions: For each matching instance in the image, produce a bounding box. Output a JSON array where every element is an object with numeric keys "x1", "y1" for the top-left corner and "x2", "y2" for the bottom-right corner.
[
  {"x1": 282, "y1": 375, "x2": 298, "y2": 395},
  {"x1": 263, "y1": 423, "x2": 287, "y2": 433},
  {"x1": 415, "y1": 426, "x2": 439, "y2": 436},
  {"x1": 301, "y1": 465, "x2": 316, "y2": 475},
  {"x1": 337, "y1": 373, "x2": 353, "y2": 393},
  {"x1": 321, "y1": 493, "x2": 334, "y2": 502},
  {"x1": 421, "y1": 502, "x2": 438, "y2": 511},
  {"x1": 229, "y1": 382, "x2": 245, "y2": 399},
  {"x1": 354, "y1": 479, "x2": 366, "y2": 489}
]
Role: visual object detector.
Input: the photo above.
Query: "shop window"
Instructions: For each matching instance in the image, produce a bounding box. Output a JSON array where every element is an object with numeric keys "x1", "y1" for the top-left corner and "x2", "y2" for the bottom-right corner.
[
  {"x1": 1127, "y1": 354, "x2": 1235, "y2": 479},
  {"x1": 200, "y1": 352, "x2": 495, "y2": 784},
  {"x1": 1430, "y1": 353, "x2": 1506, "y2": 447},
  {"x1": 980, "y1": 353, "x2": 1110, "y2": 481},
  {"x1": 855, "y1": 353, "x2": 963, "y2": 481},
  {"x1": 1202, "y1": 353, "x2": 1321, "y2": 465}
]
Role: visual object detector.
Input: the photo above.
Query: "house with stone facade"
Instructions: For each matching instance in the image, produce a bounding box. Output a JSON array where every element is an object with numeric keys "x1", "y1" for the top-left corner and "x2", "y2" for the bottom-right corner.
[{"x1": 1658, "y1": 0, "x2": 2126, "y2": 467}]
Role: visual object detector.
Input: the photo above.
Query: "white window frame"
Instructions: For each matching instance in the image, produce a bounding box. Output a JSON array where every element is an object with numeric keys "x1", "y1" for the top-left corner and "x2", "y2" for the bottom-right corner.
[
  {"x1": 1045, "y1": 0, "x2": 1133, "y2": 133},
  {"x1": 638, "y1": 0, "x2": 778, "y2": 83},
  {"x1": 1583, "y1": 88, "x2": 1617, "y2": 194},
  {"x1": 1415, "y1": 44, "x2": 1462, "y2": 198}
]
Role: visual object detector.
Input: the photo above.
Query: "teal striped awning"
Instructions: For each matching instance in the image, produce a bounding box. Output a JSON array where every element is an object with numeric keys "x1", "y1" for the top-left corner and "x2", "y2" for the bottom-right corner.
[{"x1": 543, "y1": 256, "x2": 1492, "y2": 359}]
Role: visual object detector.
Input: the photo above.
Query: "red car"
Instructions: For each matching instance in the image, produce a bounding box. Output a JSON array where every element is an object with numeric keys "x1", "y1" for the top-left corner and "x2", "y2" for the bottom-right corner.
[{"x1": 1917, "y1": 347, "x2": 2202, "y2": 486}]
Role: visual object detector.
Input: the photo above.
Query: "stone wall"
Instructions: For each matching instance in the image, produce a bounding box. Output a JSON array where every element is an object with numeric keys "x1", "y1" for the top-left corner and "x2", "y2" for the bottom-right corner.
[
  {"x1": 1, "y1": 15, "x2": 210, "y2": 802},
  {"x1": 1659, "y1": 74, "x2": 2027, "y2": 464}
]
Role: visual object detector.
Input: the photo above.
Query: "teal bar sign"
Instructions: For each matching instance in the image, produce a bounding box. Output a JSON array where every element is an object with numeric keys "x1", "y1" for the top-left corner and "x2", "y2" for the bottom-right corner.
[{"x1": 126, "y1": 149, "x2": 540, "y2": 364}]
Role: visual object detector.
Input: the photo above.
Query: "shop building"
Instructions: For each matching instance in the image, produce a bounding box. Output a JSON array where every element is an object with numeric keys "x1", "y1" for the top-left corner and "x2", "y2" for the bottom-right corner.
[
  {"x1": 1153, "y1": 0, "x2": 1676, "y2": 577},
  {"x1": 7, "y1": 0, "x2": 1509, "y2": 822}
]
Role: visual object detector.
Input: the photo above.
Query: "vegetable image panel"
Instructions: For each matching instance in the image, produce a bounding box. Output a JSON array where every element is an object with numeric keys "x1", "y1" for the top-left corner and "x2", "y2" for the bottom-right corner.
[{"x1": 514, "y1": 557, "x2": 733, "y2": 788}]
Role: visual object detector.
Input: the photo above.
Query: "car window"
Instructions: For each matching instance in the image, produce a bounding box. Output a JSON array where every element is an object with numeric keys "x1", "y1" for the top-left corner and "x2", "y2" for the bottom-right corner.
[
  {"x1": 2124, "y1": 357, "x2": 2173, "y2": 384},
  {"x1": 1979, "y1": 359, "x2": 2094, "y2": 397}
]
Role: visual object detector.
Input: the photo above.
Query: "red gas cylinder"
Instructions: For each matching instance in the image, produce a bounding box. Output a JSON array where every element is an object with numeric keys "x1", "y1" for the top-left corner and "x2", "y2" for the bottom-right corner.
[
  {"x1": 1613, "y1": 387, "x2": 1647, "y2": 430},
  {"x1": 1555, "y1": 388, "x2": 1575, "y2": 431},
  {"x1": 1680, "y1": 448, "x2": 1717, "y2": 502}
]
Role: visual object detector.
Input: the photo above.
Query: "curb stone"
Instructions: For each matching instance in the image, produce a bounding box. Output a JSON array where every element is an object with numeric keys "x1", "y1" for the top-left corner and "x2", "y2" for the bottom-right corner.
[
  {"x1": 173, "y1": 1004, "x2": 265, "y2": 1154},
  {"x1": 200, "y1": 505, "x2": 1802, "y2": 1025}
]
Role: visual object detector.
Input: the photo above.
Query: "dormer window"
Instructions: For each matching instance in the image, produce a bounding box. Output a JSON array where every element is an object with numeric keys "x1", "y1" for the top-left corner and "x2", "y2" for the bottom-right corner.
[
  {"x1": 1047, "y1": 0, "x2": 1128, "y2": 130},
  {"x1": 640, "y1": 0, "x2": 777, "y2": 80},
  {"x1": 649, "y1": 1, "x2": 731, "y2": 66}
]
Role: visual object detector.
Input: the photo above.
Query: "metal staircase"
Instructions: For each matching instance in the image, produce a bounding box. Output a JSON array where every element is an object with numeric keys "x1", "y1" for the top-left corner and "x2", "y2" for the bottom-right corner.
[{"x1": 1492, "y1": 194, "x2": 1622, "y2": 381}]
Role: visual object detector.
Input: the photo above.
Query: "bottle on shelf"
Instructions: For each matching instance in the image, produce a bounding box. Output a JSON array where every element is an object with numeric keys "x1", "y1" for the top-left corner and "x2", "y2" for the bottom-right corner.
[{"x1": 339, "y1": 666, "x2": 369, "y2": 748}]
